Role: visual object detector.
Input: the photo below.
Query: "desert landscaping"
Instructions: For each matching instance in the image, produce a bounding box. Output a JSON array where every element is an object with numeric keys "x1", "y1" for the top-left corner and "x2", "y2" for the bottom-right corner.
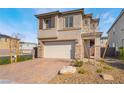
[
  {"x1": 0, "y1": 8, "x2": 124, "y2": 84},
  {"x1": 49, "y1": 58, "x2": 124, "y2": 84}
]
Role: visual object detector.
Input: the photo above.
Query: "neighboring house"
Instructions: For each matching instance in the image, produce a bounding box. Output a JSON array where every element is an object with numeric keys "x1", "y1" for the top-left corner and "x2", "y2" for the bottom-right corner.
[
  {"x1": 108, "y1": 9, "x2": 124, "y2": 51},
  {"x1": 0, "y1": 33, "x2": 19, "y2": 56},
  {"x1": 100, "y1": 37, "x2": 108, "y2": 47},
  {"x1": 35, "y1": 9, "x2": 102, "y2": 60},
  {"x1": 19, "y1": 42, "x2": 37, "y2": 54}
]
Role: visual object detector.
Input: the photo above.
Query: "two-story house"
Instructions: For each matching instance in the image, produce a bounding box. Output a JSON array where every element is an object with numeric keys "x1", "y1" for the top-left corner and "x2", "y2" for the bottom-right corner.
[
  {"x1": 108, "y1": 9, "x2": 124, "y2": 51},
  {"x1": 0, "y1": 33, "x2": 19, "y2": 57},
  {"x1": 35, "y1": 9, "x2": 102, "y2": 60}
]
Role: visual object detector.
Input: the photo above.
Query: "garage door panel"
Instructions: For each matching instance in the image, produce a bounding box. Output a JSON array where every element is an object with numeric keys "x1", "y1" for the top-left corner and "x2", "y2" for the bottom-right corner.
[{"x1": 44, "y1": 41, "x2": 75, "y2": 59}]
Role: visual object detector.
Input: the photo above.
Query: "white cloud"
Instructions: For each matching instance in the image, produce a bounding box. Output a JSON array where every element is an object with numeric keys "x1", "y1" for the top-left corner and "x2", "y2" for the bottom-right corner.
[
  {"x1": 0, "y1": 22, "x2": 37, "y2": 43},
  {"x1": 98, "y1": 11, "x2": 115, "y2": 36}
]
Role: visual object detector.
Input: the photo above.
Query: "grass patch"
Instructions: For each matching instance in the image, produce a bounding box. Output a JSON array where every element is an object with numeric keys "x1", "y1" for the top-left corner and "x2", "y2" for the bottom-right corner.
[
  {"x1": 73, "y1": 59, "x2": 83, "y2": 67},
  {"x1": 99, "y1": 59, "x2": 105, "y2": 63},
  {"x1": 96, "y1": 69, "x2": 103, "y2": 73},
  {"x1": 103, "y1": 66, "x2": 113, "y2": 70},
  {"x1": 119, "y1": 56, "x2": 124, "y2": 60},
  {"x1": 0, "y1": 55, "x2": 32, "y2": 65},
  {"x1": 0, "y1": 57, "x2": 10, "y2": 65},
  {"x1": 78, "y1": 68, "x2": 86, "y2": 74},
  {"x1": 98, "y1": 59, "x2": 105, "y2": 65},
  {"x1": 119, "y1": 47, "x2": 124, "y2": 60}
]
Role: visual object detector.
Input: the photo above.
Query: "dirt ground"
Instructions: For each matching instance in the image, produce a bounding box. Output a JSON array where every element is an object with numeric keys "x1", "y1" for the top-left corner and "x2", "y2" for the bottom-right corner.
[{"x1": 49, "y1": 58, "x2": 124, "y2": 84}]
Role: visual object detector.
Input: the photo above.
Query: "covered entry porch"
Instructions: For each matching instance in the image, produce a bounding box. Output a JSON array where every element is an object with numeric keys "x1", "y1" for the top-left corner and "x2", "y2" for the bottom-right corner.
[{"x1": 82, "y1": 32, "x2": 102, "y2": 60}]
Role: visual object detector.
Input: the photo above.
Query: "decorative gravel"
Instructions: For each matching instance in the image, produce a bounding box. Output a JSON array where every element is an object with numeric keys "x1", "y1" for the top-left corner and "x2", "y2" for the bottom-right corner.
[{"x1": 49, "y1": 60, "x2": 124, "y2": 84}]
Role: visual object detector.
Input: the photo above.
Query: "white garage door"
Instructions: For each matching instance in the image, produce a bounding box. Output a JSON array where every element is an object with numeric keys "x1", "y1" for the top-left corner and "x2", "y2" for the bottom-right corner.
[{"x1": 44, "y1": 41, "x2": 75, "y2": 59}]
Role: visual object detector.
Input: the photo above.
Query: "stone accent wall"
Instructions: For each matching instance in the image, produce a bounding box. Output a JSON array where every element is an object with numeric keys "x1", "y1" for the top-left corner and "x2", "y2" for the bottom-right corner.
[
  {"x1": 75, "y1": 44, "x2": 82, "y2": 59},
  {"x1": 37, "y1": 41, "x2": 44, "y2": 58},
  {"x1": 95, "y1": 37, "x2": 101, "y2": 60}
]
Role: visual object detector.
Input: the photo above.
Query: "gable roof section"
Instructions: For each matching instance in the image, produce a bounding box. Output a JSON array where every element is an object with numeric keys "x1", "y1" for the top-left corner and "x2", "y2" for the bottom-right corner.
[
  {"x1": 107, "y1": 9, "x2": 124, "y2": 33},
  {"x1": 35, "y1": 9, "x2": 84, "y2": 18},
  {"x1": 0, "y1": 33, "x2": 19, "y2": 40},
  {"x1": 0, "y1": 34, "x2": 12, "y2": 38},
  {"x1": 35, "y1": 8, "x2": 99, "y2": 24},
  {"x1": 35, "y1": 11, "x2": 60, "y2": 18},
  {"x1": 61, "y1": 8, "x2": 84, "y2": 15}
]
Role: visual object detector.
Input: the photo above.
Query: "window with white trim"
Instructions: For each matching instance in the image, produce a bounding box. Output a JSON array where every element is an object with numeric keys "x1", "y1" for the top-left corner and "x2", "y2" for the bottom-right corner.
[{"x1": 65, "y1": 16, "x2": 73, "y2": 28}]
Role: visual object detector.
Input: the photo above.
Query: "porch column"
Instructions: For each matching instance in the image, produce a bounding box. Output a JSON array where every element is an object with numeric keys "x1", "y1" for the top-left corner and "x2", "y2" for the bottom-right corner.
[
  {"x1": 38, "y1": 41, "x2": 44, "y2": 58},
  {"x1": 82, "y1": 39, "x2": 85, "y2": 59},
  {"x1": 95, "y1": 37, "x2": 101, "y2": 60},
  {"x1": 75, "y1": 44, "x2": 82, "y2": 59}
]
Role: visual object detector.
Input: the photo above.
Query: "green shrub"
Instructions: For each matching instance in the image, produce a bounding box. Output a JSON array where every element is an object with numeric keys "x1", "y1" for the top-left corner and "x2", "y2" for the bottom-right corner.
[
  {"x1": 73, "y1": 59, "x2": 83, "y2": 67},
  {"x1": 0, "y1": 57, "x2": 10, "y2": 65},
  {"x1": 96, "y1": 69, "x2": 103, "y2": 73},
  {"x1": 78, "y1": 68, "x2": 86, "y2": 74},
  {"x1": 103, "y1": 66, "x2": 113, "y2": 70},
  {"x1": 98, "y1": 59, "x2": 105, "y2": 63},
  {"x1": 0, "y1": 55, "x2": 32, "y2": 65},
  {"x1": 17, "y1": 55, "x2": 32, "y2": 62}
]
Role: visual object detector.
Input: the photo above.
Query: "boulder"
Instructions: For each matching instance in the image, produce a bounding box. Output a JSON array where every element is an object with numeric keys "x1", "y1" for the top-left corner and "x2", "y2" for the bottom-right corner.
[
  {"x1": 59, "y1": 66, "x2": 76, "y2": 75},
  {"x1": 100, "y1": 74, "x2": 114, "y2": 80}
]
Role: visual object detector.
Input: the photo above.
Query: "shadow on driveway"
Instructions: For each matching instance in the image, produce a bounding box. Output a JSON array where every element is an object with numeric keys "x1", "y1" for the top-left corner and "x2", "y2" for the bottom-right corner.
[{"x1": 105, "y1": 58, "x2": 124, "y2": 70}]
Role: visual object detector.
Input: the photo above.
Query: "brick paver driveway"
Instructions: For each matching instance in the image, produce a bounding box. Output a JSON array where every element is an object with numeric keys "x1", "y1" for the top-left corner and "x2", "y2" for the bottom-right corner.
[{"x1": 0, "y1": 58, "x2": 70, "y2": 84}]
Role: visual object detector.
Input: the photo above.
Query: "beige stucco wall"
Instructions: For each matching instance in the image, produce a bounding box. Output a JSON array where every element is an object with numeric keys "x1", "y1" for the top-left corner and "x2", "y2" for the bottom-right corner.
[
  {"x1": 0, "y1": 38, "x2": 10, "y2": 49},
  {"x1": 40, "y1": 30, "x2": 81, "y2": 43},
  {"x1": 95, "y1": 37, "x2": 101, "y2": 60},
  {"x1": 0, "y1": 38, "x2": 19, "y2": 49}
]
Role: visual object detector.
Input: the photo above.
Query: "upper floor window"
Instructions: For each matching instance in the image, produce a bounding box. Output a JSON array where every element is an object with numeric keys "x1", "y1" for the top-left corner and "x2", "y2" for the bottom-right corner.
[
  {"x1": 65, "y1": 16, "x2": 73, "y2": 28},
  {"x1": 44, "y1": 18, "x2": 52, "y2": 29},
  {"x1": 44, "y1": 17, "x2": 55, "y2": 29}
]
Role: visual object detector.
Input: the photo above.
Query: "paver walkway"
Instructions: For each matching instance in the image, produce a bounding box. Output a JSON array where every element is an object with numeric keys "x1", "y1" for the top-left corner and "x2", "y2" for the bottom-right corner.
[{"x1": 0, "y1": 58, "x2": 70, "y2": 83}]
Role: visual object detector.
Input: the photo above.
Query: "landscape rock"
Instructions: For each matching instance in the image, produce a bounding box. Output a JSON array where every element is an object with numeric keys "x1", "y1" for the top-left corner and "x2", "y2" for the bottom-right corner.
[
  {"x1": 100, "y1": 74, "x2": 114, "y2": 80},
  {"x1": 59, "y1": 66, "x2": 76, "y2": 75}
]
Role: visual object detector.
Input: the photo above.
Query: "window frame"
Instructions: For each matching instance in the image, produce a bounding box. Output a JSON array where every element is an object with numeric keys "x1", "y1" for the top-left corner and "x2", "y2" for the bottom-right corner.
[
  {"x1": 65, "y1": 15, "x2": 73, "y2": 28},
  {"x1": 43, "y1": 17, "x2": 55, "y2": 29},
  {"x1": 44, "y1": 18, "x2": 52, "y2": 29}
]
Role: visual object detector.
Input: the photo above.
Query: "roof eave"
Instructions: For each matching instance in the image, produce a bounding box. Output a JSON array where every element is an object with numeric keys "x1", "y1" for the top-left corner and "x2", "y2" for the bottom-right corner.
[
  {"x1": 107, "y1": 9, "x2": 124, "y2": 34},
  {"x1": 35, "y1": 11, "x2": 60, "y2": 18}
]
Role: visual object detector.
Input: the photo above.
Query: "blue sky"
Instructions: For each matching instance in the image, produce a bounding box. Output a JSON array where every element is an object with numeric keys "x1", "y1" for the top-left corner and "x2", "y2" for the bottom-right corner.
[{"x1": 0, "y1": 8, "x2": 122, "y2": 43}]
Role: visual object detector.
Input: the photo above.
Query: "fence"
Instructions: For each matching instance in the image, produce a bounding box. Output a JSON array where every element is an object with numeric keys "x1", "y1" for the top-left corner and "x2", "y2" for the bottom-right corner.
[{"x1": 101, "y1": 47, "x2": 117, "y2": 58}]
